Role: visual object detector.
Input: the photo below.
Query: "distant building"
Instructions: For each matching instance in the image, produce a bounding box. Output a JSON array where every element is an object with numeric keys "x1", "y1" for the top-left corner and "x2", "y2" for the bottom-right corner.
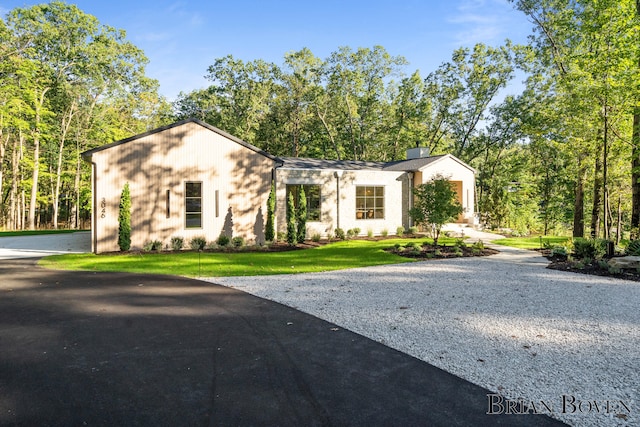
[{"x1": 82, "y1": 119, "x2": 475, "y2": 253}]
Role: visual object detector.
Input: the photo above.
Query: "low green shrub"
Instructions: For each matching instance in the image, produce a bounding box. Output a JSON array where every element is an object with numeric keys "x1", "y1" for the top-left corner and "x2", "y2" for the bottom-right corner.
[
  {"x1": 454, "y1": 238, "x2": 466, "y2": 248},
  {"x1": 573, "y1": 238, "x2": 606, "y2": 260},
  {"x1": 143, "y1": 239, "x2": 163, "y2": 251},
  {"x1": 408, "y1": 226, "x2": 419, "y2": 235},
  {"x1": 170, "y1": 236, "x2": 184, "y2": 251},
  {"x1": 311, "y1": 233, "x2": 321, "y2": 242},
  {"x1": 216, "y1": 234, "x2": 230, "y2": 247},
  {"x1": 626, "y1": 240, "x2": 640, "y2": 256},
  {"x1": 396, "y1": 226, "x2": 405, "y2": 236},
  {"x1": 404, "y1": 241, "x2": 418, "y2": 249},
  {"x1": 335, "y1": 228, "x2": 346, "y2": 240},
  {"x1": 231, "y1": 236, "x2": 245, "y2": 247},
  {"x1": 381, "y1": 229, "x2": 389, "y2": 237},
  {"x1": 190, "y1": 236, "x2": 207, "y2": 250},
  {"x1": 472, "y1": 240, "x2": 485, "y2": 251},
  {"x1": 367, "y1": 229, "x2": 374, "y2": 238}
]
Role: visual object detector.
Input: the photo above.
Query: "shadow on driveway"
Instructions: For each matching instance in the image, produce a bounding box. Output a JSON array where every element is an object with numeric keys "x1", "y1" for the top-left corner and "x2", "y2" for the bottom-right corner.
[{"x1": 0, "y1": 259, "x2": 566, "y2": 426}]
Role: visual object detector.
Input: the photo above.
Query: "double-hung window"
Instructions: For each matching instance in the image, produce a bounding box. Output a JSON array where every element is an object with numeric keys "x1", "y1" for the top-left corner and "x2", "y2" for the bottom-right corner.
[
  {"x1": 355, "y1": 186, "x2": 384, "y2": 219},
  {"x1": 185, "y1": 182, "x2": 202, "y2": 228}
]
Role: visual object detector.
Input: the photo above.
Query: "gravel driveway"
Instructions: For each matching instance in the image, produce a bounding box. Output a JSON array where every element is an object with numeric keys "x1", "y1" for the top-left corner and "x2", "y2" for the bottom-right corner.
[{"x1": 201, "y1": 246, "x2": 639, "y2": 427}]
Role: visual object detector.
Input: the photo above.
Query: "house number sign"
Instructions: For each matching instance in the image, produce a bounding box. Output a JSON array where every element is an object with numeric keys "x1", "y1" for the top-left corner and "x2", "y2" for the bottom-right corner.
[{"x1": 100, "y1": 198, "x2": 106, "y2": 219}]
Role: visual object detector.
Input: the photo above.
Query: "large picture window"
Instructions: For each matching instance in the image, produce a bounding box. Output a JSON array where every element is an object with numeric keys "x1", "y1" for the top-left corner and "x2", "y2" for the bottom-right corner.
[
  {"x1": 185, "y1": 182, "x2": 202, "y2": 228},
  {"x1": 286, "y1": 184, "x2": 321, "y2": 221},
  {"x1": 356, "y1": 186, "x2": 384, "y2": 219}
]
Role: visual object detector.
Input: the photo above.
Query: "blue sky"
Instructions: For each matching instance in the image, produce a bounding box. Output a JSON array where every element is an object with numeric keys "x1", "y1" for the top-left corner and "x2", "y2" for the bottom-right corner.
[{"x1": 1, "y1": 0, "x2": 533, "y2": 101}]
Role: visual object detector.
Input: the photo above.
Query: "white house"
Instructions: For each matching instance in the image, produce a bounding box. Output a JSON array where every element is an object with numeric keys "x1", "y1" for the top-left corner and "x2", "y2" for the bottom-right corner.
[{"x1": 82, "y1": 119, "x2": 476, "y2": 253}]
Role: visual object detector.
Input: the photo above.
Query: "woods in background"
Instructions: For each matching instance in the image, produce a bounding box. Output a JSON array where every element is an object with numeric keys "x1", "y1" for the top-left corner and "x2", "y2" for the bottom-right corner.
[{"x1": 2, "y1": 0, "x2": 639, "y2": 241}]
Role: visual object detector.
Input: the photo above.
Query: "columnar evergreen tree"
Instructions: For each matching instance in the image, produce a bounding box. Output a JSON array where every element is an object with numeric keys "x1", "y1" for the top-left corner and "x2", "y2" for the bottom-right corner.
[
  {"x1": 296, "y1": 186, "x2": 307, "y2": 243},
  {"x1": 286, "y1": 191, "x2": 297, "y2": 245},
  {"x1": 118, "y1": 182, "x2": 131, "y2": 251},
  {"x1": 265, "y1": 180, "x2": 275, "y2": 242}
]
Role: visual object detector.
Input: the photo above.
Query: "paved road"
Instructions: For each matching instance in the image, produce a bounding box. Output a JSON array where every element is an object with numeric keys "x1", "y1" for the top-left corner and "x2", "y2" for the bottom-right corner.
[
  {"x1": 0, "y1": 257, "x2": 565, "y2": 426},
  {"x1": 0, "y1": 231, "x2": 90, "y2": 260}
]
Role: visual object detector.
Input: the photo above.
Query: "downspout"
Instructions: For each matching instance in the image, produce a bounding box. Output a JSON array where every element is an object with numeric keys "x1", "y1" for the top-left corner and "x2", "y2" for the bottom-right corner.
[
  {"x1": 91, "y1": 161, "x2": 97, "y2": 254},
  {"x1": 334, "y1": 170, "x2": 343, "y2": 230},
  {"x1": 407, "y1": 172, "x2": 414, "y2": 228},
  {"x1": 272, "y1": 160, "x2": 283, "y2": 234}
]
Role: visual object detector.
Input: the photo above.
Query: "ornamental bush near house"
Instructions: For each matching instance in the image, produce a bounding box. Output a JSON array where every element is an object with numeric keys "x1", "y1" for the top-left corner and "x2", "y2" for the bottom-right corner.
[
  {"x1": 216, "y1": 234, "x2": 230, "y2": 247},
  {"x1": 117, "y1": 183, "x2": 131, "y2": 251},
  {"x1": 265, "y1": 181, "x2": 276, "y2": 242},
  {"x1": 190, "y1": 236, "x2": 207, "y2": 250},
  {"x1": 286, "y1": 192, "x2": 297, "y2": 245},
  {"x1": 170, "y1": 236, "x2": 184, "y2": 251},
  {"x1": 334, "y1": 228, "x2": 345, "y2": 240},
  {"x1": 231, "y1": 236, "x2": 245, "y2": 247},
  {"x1": 296, "y1": 186, "x2": 307, "y2": 243},
  {"x1": 396, "y1": 226, "x2": 405, "y2": 236}
]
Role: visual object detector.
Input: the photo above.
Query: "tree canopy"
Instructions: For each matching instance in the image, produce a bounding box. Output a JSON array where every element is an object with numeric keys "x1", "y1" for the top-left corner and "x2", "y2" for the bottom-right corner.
[{"x1": 2, "y1": 1, "x2": 639, "y2": 242}]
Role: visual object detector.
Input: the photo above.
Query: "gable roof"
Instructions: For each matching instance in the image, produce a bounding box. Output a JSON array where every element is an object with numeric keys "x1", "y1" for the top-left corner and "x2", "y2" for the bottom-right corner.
[
  {"x1": 279, "y1": 157, "x2": 388, "y2": 171},
  {"x1": 81, "y1": 118, "x2": 282, "y2": 162},
  {"x1": 384, "y1": 154, "x2": 476, "y2": 173},
  {"x1": 281, "y1": 153, "x2": 476, "y2": 174}
]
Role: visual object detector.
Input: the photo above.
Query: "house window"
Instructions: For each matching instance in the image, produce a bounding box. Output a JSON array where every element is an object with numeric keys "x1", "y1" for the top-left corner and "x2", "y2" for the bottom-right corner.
[
  {"x1": 356, "y1": 186, "x2": 384, "y2": 219},
  {"x1": 286, "y1": 184, "x2": 321, "y2": 221},
  {"x1": 185, "y1": 182, "x2": 202, "y2": 228}
]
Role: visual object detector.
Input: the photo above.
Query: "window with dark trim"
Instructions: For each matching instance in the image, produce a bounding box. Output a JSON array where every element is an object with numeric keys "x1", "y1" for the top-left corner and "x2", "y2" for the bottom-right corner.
[
  {"x1": 355, "y1": 186, "x2": 384, "y2": 219},
  {"x1": 166, "y1": 190, "x2": 170, "y2": 218},
  {"x1": 286, "y1": 184, "x2": 321, "y2": 221},
  {"x1": 185, "y1": 182, "x2": 202, "y2": 228}
]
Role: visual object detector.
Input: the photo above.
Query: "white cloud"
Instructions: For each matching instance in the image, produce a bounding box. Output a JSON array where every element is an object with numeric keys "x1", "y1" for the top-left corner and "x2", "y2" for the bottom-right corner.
[{"x1": 448, "y1": 0, "x2": 516, "y2": 47}]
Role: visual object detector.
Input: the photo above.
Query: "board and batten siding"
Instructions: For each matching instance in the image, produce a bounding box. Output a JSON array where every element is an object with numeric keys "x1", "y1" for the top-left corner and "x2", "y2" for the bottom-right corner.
[
  {"x1": 275, "y1": 168, "x2": 407, "y2": 238},
  {"x1": 89, "y1": 121, "x2": 275, "y2": 253}
]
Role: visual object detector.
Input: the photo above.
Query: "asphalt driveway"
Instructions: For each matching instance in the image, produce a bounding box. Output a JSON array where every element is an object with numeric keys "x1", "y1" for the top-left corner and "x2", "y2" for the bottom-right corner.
[
  {"x1": 0, "y1": 231, "x2": 90, "y2": 260},
  {"x1": 0, "y1": 258, "x2": 565, "y2": 426}
]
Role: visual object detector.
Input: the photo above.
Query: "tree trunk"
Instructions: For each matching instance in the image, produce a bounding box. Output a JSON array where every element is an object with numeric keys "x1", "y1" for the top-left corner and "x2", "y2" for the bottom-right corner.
[
  {"x1": 590, "y1": 142, "x2": 602, "y2": 238},
  {"x1": 632, "y1": 111, "x2": 640, "y2": 238},
  {"x1": 573, "y1": 155, "x2": 586, "y2": 237}
]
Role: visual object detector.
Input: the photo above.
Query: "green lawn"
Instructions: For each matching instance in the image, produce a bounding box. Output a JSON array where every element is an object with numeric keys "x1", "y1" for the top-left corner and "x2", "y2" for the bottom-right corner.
[
  {"x1": 492, "y1": 235, "x2": 570, "y2": 250},
  {"x1": 0, "y1": 229, "x2": 87, "y2": 237},
  {"x1": 39, "y1": 238, "x2": 443, "y2": 277}
]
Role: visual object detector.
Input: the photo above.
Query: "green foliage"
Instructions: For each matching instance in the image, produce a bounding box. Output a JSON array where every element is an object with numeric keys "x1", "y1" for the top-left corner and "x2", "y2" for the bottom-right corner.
[
  {"x1": 216, "y1": 234, "x2": 230, "y2": 247},
  {"x1": 170, "y1": 236, "x2": 184, "y2": 251},
  {"x1": 396, "y1": 226, "x2": 405, "y2": 236},
  {"x1": 265, "y1": 181, "x2": 276, "y2": 242},
  {"x1": 117, "y1": 183, "x2": 131, "y2": 251},
  {"x1": 231, "y1": 236, "x2": 245, "y2": 247},
  {"x1": 296, "y1": 186, "x2": 307, "y2": 243},
  {"x1": 626, "y1": 240, "x2": 640, "y2": 256},
  {"x1": 311, "y1": 233, "x2": 321, "y2": 242},
  {"x1": 410, "y1": 174, "x2": 463, "y2": 246},
  {"x1": 190, "y1": 236, "x2": 207, "y2": 250},
  {"x1": 334, "y1": 228, "x2": 345, "y2": 240},
  {"x1": 286, "y1": 191, "x2": 297, "y2": 245},
  {"x1": 381, "y1": 229, "x2": 389, "y2": 237},
  {"x1": 367, "y1": 229, "x2": 374, "y2": 238},
  {"x1": 573, "y1": 238, "x2": 607, "y2": 260},
  {"x1": 143, "y1": 240, "x2": 163, "y2": 251}
]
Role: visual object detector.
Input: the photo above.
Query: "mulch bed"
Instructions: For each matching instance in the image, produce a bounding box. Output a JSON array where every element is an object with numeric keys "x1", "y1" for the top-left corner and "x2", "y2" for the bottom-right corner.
[
  {"x1": 387, "y1": 244, "x2": 499, "y2": 259},
  {"x1": 539, "y1": 249, "x2": 640, "y2": 282}
]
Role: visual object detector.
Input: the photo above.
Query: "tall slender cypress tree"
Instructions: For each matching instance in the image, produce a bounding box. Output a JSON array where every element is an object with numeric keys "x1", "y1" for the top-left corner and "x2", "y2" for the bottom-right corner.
[{"x1": 118, "y1": 182, "x2": 131, "y2": 251}]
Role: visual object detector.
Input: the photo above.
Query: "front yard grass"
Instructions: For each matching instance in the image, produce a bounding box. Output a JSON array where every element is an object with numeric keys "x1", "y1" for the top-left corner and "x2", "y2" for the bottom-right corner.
[
  {"x1": 492, "y1": 235, "x2": 570, "y2": 250},
  {"x1": 39, "y1": 238, "x2": 438, "y2": 277}
]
